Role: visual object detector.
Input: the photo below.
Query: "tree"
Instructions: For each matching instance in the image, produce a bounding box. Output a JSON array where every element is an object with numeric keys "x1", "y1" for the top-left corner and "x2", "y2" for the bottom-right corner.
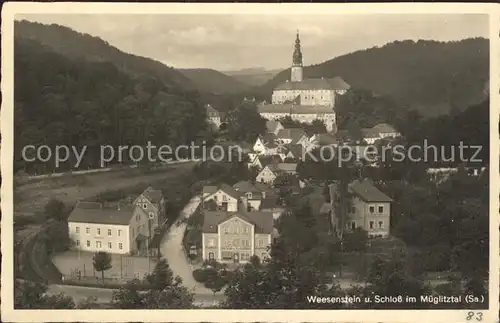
[
  {"x1": 93, "y1": 251, "x2": 112, "y2": 284},
  {"x1": 112, "y1": 277, "x2": 194, "y2": 309},
  {"x1": 249, "y1": 255, "x2": 261, "y2": 268},
  {"x1": 15, "y1": 280, "x2": 75, "y2": 309},
  {"x1": 145, "y1": 259, "x2": 174, "y2": 290},
  {"x1": 226, "y1": 101, "x2": 266, "y2": 142},
  {"x1": 204, "y1": 270, "x2": 226, "y2": 296},
  {"x1": 44, "y1": 198, "x2": 66, "y2": 221},
  {"x1": 343, "y1": 228, "x2": 368, "y2": 252}
]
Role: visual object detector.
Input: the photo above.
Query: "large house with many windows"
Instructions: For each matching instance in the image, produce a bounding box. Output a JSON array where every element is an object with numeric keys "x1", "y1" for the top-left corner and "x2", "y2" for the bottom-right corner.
[
  {"x1": 329, "y1": 179, "x2": 392, "y2": 238},
  {"x1": 67, "y1": 187, "x2": 165, "y2": 255},
  {"x1": 202, "y1": 211, "x2": 273, "y2": 264}
]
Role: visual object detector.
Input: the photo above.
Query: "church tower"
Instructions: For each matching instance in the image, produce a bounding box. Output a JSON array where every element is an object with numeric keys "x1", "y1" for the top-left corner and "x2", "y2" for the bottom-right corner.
[{"x1": 291, "y1": 30, "x2": 303, "y2": 82}]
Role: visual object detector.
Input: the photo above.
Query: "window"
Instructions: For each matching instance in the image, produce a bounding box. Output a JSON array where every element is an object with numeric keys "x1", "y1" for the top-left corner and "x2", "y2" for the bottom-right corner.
[
  {"x1": 378, "y1": 206, "x2": 384, "y2": 213},
  {"x1": 143, "y1": 203, "x2": 147, "y2": 209},
  {"x1": 96, "y1": 241, "x2": 102, "y2": 248},
  {"x1": 86, "y1": 227, "x2": 90, "y2": 234},
  {"x1": 119, "y1": 243, "x2": 123, "y2": 250},
  {"x1": 108, "y1": 242, "x2": 112, "y2": 249},
  {"x1": 247, "y1": 192, "x2": 252, "y2": 199},
  {"x1": 118, "y1": 230, "x2": 122, "y2": 236},
  {"x1": 86, "y1": 240, "x2": 90, "y2": 247},
  {"x1": 108, "y1": 229, "x2": 112, "y2": 236},
  {"x1": 97, "y1": 228, "x2": 101, "y2": 235},
  {"x1": 378, "y1": 221, "x2": 383, "y2": 228},
  {"x1": 244, "y1": 227, "x2": 249, "y2": 234},
  {"x1": 76, "y1": 227, "x2": 80, "y2": 234},
  {"x1": 369, "y1": 206, "x2": 375, "y2": 213},
  {"x1": 234, "y1": 239, "x2": 239, "y2": 247},
  {"x1": 224, "y1": 227, "x2": 229, "y2": 234},
  {"x1": 246, "y1": 240, "x2": 250, "y2": 247},
  {"x1": 222, "y1": 195, "x2": 227, "y2": 202},
  {"x1": 351, "y1": 222, "x2": 356, "y2": 230},
  {"x1": 258, "y1": 239, "x2": 263, "y2": 247},
  {"x1": 76, "y1": 240, "x2": 80, "y2": 246},
  {"x1": 369, "y1": 221, "x2": 374, "y2": 229},
  {"x1": 208, "y1": 252, "x2": 215, "y2": 260},
  {"x1": 351, "y1": 206, "x2": 356, "y2": 213}
]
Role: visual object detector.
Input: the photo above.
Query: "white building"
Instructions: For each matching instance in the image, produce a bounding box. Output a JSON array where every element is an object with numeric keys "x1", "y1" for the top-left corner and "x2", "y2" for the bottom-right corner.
[{"x1": 258, "y1": 31, "x2": 349, "y2": 133}]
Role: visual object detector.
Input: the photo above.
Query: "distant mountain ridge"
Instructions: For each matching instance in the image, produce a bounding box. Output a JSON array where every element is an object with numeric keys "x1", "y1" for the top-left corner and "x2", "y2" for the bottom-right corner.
[
  {"x1": 222, "y1": 67, "x2": 283, "y2": 87},
  {"x1": 178, "y1": 68, "x2": 249, "y2": 94},
  {"x1": 259, "y1": 38, "x2": 489, "y2": 116},
  {"x1": 15, "y1": 20, "x2": 197, "y2": 92}
]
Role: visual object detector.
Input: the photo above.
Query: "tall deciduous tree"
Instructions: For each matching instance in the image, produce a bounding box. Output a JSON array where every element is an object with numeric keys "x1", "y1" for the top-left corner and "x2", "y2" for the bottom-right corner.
[{"x1": 93, "y1": 251, "x2": 112, "y2": 284}]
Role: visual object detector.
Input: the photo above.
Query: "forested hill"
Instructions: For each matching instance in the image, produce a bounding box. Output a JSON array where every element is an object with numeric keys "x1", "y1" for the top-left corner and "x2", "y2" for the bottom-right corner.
[
  {"x1": 179, "y1": 68, "x2": 250, "y2": 94},
  {"x1": 259, "y1": 38, "x2": 489, "y2": 116},
  {"x1": 15, "y1": 20, "x2": 196, "y2": 92},
  {"x1": 14, "y1": 37, "x2": 208, "y2": 174}
]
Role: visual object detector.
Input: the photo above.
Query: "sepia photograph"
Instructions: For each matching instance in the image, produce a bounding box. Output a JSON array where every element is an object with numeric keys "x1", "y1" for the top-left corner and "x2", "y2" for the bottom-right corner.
[{"x1": 1, "y1": 2, "x2": 499, "y2": 323}]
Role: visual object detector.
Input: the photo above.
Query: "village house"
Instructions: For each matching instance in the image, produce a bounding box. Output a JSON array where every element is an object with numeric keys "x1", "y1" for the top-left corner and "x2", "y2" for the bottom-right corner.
[
  {"x1": 281, "y1": 143, "x2": 304, "y2": 161},
  {"x1": 253, "y1": 133, "x2": 280, "y2": 156},
  {"x1": 250, "y1": 155, "x2": 283, "y2": 170},
  {"x1": 266, "y1": 120, "x2": 285, "y2": 135},
  {"x1": 233, "y1": 180, "x2": 275, "y2": 211},
  {"x1": 329, "y1": 179, "x2": 392, "y2": 238},
  {"x1": 202, "y1": 211, "x2": 274, "y2": 264},
  {"x1": 68, "y1": 188, "x2": 166, "y2": 255},
  {"x1": 68, "y1": 186, "x2": 166, "y2": 256},
  {"x1": 202, "y1": 184, "x2": 241, "y2": 212},
  {"x1": 361, "y1": 123, "x2": 400, "y2": 144},
  {"x1": 276, "y1": 128, "x2": 309, "y2": 147},
  {"x1": 260, "y1": 197, "x2": 286, "y2": 220},
  {"x1": 256, "y1": 163, "x2": 298, "y2": 184},
  {"x1": 307, "y1": 133, "x2": 339, "y2": 152},
  {"x1": 205, "y1": 104, "x2": 225, "y2": 130}
]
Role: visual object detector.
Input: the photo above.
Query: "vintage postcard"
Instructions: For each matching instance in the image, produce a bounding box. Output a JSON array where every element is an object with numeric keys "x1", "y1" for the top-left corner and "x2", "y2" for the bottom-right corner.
[{"x1": 1, "y1": 2, "x2": 499, "y2": 323}]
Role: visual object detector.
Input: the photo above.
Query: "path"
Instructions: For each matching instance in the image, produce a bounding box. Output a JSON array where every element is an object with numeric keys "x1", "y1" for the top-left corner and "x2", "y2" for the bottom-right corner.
[{"x1": 159, "y1": 196, "x2": 215, "y2": 296}]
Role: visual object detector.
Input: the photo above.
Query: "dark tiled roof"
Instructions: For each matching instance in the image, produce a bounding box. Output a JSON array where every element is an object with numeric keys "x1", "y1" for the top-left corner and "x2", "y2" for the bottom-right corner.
[
  {"x1": 349, "y1": 179, "x2": 392, "y2": 202},
  {"x1": 277, "y1": 128, "x2": 305, "y2": 141},
  {"x1": 203, "y1": 211, "x2": 273, "y2": 234},
  {"x1": 205, "y1": 104, "x2": 220, "y2": 116},
  {"x1": 257, "y1": 155, "x2": 283, "y2": 168},
  {"x1": 203, "y1": 184, "x2": 242, "y2": 199},
  {"x1": 142, "y1": 187, "x2": 162, "y2": 205},
  {"x1": 372, "y1": 123, "x2": 398, "y2": 134},
  {"x1": 259, "y1": 104, "x2": 335, "y2": 114},
  {"x1": 269, "y1": 163, "x2": 298, "y2": 174},
  {"x1": 233, "y1": 181, "x2": 261, "y2": 193},
  {"x1": 315, "y1": 133, "x2": 339, "y2": 146},
  {"x1": 274, "y1": 77, "x2": 350, "y2": 91},
  {"x1": 284, "y1": 144, "x2": 304, "y2": 159},
  {"x1": 260, "y1": 197, "x2": 281, "y2": 210},
  {"x1": 266, "y1": 120, "x2": 282, "y2": 133},
  {"x1": 68, "y1": 201, "x2": 135, "y2": 225}
]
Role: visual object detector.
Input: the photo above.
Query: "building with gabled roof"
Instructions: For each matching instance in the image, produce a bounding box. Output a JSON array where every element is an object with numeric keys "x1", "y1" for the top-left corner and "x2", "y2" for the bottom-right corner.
[
  {"x1": 202, "y1": 210, "x2": 274, "y2": 263},
  {"x1": 258, "y1": 31, "x2": 349, "y2": 133},
  {"x1": 266, "y1": 120, "x2": 285, "y2": 135},
  {"x1": 68, "y1": 186, "x2": 166, "y2": 256},
  {"x1": 328, "y1": 178, "x2": 392, "y2": 238},
  {"x1": 202, "y1": 184, "x2": 242, "y2": 212}
]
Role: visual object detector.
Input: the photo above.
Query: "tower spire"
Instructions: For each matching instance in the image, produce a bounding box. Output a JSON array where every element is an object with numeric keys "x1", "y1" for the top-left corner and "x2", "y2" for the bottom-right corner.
[
  {"x1": 291, "y1": 30, "x2": 303, "y2": 82},
  {"x1": 293, "y1": 30, "x2": 302, "y2": 66}
]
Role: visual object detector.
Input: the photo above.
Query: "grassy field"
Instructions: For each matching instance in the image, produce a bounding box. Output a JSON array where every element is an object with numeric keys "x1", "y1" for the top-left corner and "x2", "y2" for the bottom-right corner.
[{"x1": 14, "y1": 162, "x2": 197, "y2": 215}]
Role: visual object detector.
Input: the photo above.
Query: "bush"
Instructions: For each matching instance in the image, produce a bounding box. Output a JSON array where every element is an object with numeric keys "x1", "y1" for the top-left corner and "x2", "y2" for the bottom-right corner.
[{"x1": 193, "y1": 269, "x2": 208, "y2": 283}]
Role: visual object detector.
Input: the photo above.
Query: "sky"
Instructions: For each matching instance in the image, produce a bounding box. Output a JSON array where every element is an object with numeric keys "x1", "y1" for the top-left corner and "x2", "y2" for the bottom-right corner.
[{"x1": 18, "y1": 14, "x2": 489, "y2": 71}]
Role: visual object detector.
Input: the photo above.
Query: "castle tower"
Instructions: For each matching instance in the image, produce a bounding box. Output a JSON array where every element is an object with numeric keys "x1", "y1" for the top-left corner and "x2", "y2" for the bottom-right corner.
[{"x1": 291, "y1": 30, "x2": 303, "y2": 82}]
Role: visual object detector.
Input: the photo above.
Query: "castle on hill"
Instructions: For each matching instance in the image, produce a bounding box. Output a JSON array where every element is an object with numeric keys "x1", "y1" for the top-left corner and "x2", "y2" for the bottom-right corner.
[{"x1": 258, "y1": 31, "x2": 350, "y2": 132}]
